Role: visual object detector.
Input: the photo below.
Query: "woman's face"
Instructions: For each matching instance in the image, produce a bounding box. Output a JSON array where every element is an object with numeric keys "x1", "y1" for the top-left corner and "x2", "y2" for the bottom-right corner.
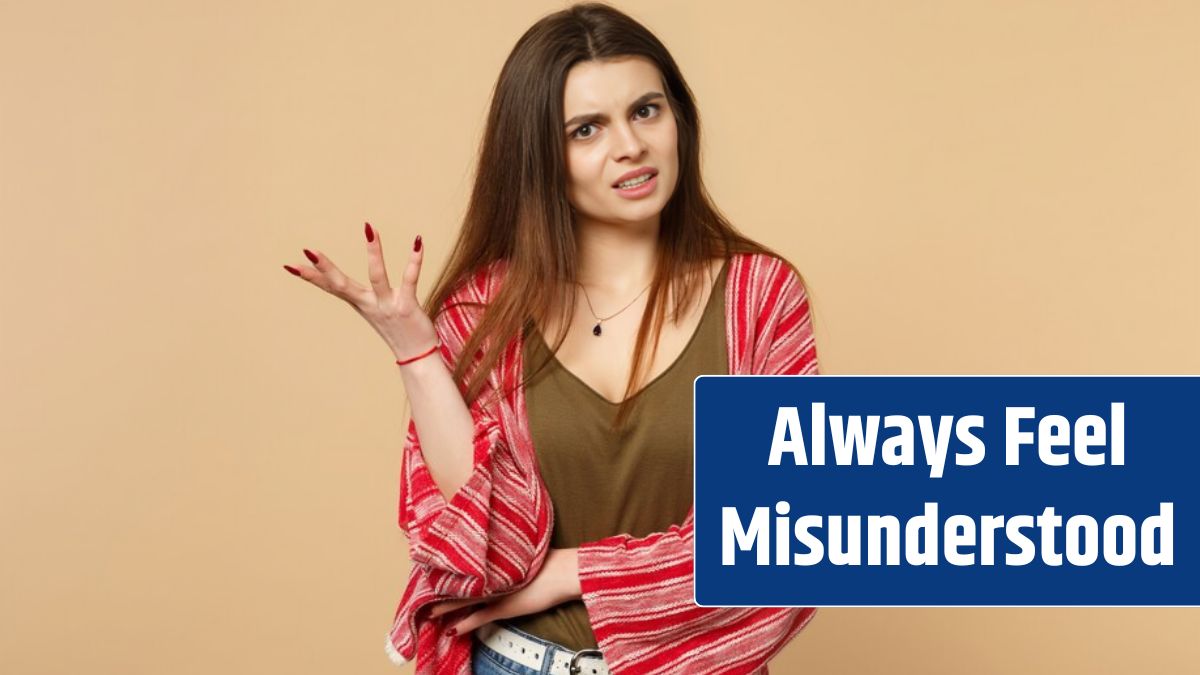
[{"x1": 561, "y1": 56, "x2": 679, "y2": 229}]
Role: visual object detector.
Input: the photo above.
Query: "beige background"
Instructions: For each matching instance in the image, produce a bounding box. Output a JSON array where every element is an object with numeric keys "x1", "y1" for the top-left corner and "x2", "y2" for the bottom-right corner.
[{"x1": 2, "y1": 1, "x2": 1197, "y2": 673}]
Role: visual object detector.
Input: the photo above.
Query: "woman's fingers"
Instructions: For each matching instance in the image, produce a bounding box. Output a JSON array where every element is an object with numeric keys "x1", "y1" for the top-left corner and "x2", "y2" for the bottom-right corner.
[
  {"x1": 448, "y1": 605, "x2": 495, "y2": 636},
  {"x1": 295, "y1": 247, "x2": 371, "y2": 307},
  {"x1": 402, "y1": 234, "x2": 424, "y2": 296},
  {"x1": 282, "y1": 225, "x2": 419, "y2": 314},
  {"x1": 363, "y1": 221, "x2": 393, "y2": 300}
]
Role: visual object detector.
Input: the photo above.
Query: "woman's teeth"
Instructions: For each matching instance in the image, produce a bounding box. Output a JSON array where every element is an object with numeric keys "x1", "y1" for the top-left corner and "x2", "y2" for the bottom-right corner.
[{"x1": 617, "y1": 173, "x2": 654, "y2": 189}]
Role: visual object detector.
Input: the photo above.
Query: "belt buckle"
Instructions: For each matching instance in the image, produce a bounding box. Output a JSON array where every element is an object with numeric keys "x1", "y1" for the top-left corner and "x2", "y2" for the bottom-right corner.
[{"x1": 568, "y1": 648, "x2": 604, "y2": 674}]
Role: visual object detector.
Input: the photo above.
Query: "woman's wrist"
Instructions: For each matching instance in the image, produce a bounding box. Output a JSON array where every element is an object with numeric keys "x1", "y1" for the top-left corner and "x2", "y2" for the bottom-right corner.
[
  {"x1": 394, "y1": 347, "x2": 448, "y2": 403},
  {"x1": 394, "y1": 341, "x2": 440, "y2": 366},
  {"x1": 556, "y1": 547, "x2": 582, "y2": 600}
]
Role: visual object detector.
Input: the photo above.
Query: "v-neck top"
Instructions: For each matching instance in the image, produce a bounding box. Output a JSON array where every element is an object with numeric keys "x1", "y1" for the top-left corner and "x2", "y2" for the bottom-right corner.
[{"x1": 504, "y1": 260, "x2": 730, "y2": 650}]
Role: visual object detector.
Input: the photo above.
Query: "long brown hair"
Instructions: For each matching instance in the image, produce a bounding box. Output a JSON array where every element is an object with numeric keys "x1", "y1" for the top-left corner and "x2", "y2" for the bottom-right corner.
[{"x1": 423, "y1": 2, "x2": 805, "y2": 430}]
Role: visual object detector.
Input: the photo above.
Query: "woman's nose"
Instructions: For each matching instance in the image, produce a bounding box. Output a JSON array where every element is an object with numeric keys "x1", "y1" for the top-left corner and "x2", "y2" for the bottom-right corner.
[{"x1": 612, "y1": 122, "x2": 647, "y2": 160}]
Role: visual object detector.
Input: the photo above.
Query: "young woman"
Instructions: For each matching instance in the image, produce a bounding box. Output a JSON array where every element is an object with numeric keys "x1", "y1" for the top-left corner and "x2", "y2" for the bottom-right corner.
[{"x1": 284, "y1": 3, "x2": 819, "y2": 673}]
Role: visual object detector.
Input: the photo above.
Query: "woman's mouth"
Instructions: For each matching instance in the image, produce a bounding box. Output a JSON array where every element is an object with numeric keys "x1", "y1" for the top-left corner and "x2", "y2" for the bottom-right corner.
[{"x1": 613, "y1": 171, "x2": 658, "y2": 199}]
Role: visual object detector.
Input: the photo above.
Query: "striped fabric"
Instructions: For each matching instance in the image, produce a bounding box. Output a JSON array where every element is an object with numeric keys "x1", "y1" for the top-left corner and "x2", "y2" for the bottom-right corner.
[{"x1": 386, "y1": 252, "x2": 820, "y2": 674}]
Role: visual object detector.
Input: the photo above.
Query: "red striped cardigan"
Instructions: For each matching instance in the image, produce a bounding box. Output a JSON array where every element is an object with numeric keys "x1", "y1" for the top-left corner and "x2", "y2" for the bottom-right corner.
[{"x1": 386, "y1": 251, "x2": 820, "y2": 674}]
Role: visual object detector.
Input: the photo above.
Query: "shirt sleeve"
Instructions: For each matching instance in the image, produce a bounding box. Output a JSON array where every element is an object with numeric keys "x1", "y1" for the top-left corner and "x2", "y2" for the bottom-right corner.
[
  {"x1": 753, "y1": 257, "x2": 820, "y2": 377},
  {"x1": 576, "y1": 260, "x2": 819, "y2": 674},
  {"x1": 397, "y1": 288, "x2": 547, "y2": 596}
]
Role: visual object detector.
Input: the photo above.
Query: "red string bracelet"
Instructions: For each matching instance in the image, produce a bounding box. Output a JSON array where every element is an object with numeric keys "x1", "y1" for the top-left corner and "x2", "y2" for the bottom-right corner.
[{"x1": 395, "y1": 343, "x2": 441, "y2": 366}]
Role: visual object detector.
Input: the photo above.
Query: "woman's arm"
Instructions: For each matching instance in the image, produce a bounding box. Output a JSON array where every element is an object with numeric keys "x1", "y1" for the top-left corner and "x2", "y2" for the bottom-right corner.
[
  {"x1": 396, "y1": 272, "x2": 550, "y2": 596},
  {"x1": 396, "y1": 329, "x2": 477, "y2": 504},
  {"x1": 286, "y1": 228, "x2": 493, "y2": 515},
  {"x1": 428, "y1": 547, "x2": 582, "y2": 635}
]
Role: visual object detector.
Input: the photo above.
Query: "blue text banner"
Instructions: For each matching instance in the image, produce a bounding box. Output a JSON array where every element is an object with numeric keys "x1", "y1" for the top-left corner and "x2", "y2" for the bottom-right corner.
[{"x1": 693, "y1": 376, "x2": 1199, "y2": 606}]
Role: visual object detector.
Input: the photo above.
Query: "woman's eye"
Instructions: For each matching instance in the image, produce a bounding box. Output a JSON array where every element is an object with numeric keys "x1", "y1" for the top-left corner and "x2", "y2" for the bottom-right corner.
[
  {"x1": 570, "y1": 104, "x2": 661, "y2": 140},
  {"x1": 635, "y1": 103, "x2": 660, "y2": 119}
]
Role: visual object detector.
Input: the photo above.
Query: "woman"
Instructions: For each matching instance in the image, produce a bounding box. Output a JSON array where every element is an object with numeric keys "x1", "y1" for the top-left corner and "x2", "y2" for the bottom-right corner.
[{"x1": 284, "y1": 3, "x2": 819, "y2": 673}]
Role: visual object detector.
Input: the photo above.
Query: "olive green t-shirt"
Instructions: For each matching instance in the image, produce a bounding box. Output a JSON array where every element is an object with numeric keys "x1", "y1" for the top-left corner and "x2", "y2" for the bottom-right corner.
[{"x1": 504, "y1": 260, "x2": 729, "y2": 650}]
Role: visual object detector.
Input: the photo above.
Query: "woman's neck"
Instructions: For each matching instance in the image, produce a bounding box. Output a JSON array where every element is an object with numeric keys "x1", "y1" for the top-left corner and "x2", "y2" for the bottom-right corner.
[{"x1": 574, "y1": 216, "x2": 659, "y2": 296}]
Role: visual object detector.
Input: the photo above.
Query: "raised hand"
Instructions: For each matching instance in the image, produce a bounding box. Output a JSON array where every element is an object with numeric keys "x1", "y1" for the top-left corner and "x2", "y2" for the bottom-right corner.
[{"x1": 284, "y1": 222, "x2": 438, "y2": 363}]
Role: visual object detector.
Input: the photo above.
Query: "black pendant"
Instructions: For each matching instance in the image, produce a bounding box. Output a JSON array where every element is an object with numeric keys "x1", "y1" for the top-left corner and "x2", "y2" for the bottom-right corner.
[{"x1": 593, "y1": 323, "x2": 602, "y2": 336}]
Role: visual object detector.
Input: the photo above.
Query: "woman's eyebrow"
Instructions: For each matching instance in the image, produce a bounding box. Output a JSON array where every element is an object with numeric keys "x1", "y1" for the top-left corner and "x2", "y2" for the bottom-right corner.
[{"x1": 564, "y1": 91, "x2": 666, "y2": 128}]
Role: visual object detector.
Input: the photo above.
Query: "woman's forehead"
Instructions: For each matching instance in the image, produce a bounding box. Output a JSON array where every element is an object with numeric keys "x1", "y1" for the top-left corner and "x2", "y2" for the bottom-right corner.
[{"x1": 563, "y1": 57, "x2": 663, "y2": 111}]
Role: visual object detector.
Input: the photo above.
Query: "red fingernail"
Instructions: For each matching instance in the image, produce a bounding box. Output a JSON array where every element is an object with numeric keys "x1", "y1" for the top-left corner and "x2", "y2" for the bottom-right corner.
[
  {"x1": 365, "y1": 222, "x2": 375, "y2": 243},
  {"x1": 303, "y1": 249, "x2": 319, "y2": 264},
  {"x1": 283, "y1": 265, "x2": 301, "y2": 276},
  {"x1": 414, "y1": 235, "x2": 422, "y2": 252}
]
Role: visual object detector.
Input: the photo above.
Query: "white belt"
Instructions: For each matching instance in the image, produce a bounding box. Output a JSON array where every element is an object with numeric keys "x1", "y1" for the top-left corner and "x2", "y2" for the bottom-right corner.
[{"x1": 474, "y1": 623, "x2": 610, "y2": 675}]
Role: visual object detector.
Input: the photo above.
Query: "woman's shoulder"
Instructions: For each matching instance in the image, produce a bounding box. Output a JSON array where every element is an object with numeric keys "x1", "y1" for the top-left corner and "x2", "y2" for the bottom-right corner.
[
  {"x1": 430, "y1": 261, "x2": 509, "y2": 348},
  {"x1": 728, "y1": 251, "x2": 805, "y2": 296},
  {"x1": 445, "y1": 258, "x2": 510, "y2": 307}
]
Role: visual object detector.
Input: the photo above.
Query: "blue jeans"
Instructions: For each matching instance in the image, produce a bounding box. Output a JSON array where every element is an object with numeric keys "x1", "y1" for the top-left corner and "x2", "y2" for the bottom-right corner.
[{"x1": 471, "y1": 623, "x2": 589, "y2": 675}]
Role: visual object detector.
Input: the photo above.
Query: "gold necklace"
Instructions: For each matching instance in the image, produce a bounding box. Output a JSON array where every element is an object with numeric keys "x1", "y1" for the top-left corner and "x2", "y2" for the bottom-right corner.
[{"x1": 576, "y1": 280, "x2": 653, "y2": 336}]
